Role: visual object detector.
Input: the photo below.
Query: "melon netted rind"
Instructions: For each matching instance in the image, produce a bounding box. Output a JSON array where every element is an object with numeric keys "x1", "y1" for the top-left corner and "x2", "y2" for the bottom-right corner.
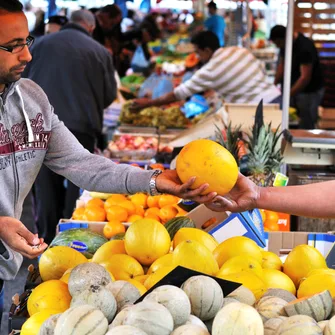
[
  {"x1": 264, "y1": 316, "x2": 287, "y2": 335},
  {"x1": 276, "y1": 315, "x2": 323, "y2": 335},
  {"x1": 324, "y1": 315, "x2": 335, "y2": 335},
  {"x1": 110, "y1": 305, "x2": 133, "y2": 328},
  {"x1": 105, "y1": 325, "x2": 148, "y2": 335},
  {"x1": 70, "y1": 286, "x2": 117, "y2": 323},
  {"x1": 221, "y1": 297, "x2": 239, "y2": 308},
  {"x1": 123, "y1": 301, "x2": 174, "y2": 335},
  {"x1": 107, "y1": 281, "x2": 141, "y2": 312},
  {"x1": 284, "y1": 290, "x2": 332, "y2": 322},
  {"x1": 38, "y1": 313, "x2": 62, "y2": 335},
  {"x1": 68, "y1": 263, "x2": 111, "y2": 297},
  {"x1": 144, "y1": 285, "x2": 191, "y2": 328},
  {"x1": 171, "y1": 324, "x2": 210, "y2": 335},
  {"x1": 181, "y1": 275, "x2": 224, "y2": 321},
  {"x1": 184, "y1": 315, "x2": 208, "y2": 330},
  {"x1": 54, "y1": 305, "x2": 108, "y2": 335},
  {"x1": 212, "y1": 302, "x2": 264, "y2": 335},
  {"x1": 262, "y1": 288, "x2": 296, "y2": 303},
  {"x1": 227, "y1": 286, "x2": 256, "y2": 306},
  {"x1": 256, "y1": 296, "x2": 288, "y2": 322}
]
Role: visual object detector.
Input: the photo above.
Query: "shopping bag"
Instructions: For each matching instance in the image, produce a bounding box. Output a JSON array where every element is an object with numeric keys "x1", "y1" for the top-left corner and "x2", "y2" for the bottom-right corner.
[{"x1": 131, "y1": 45, "x2": 150, "y2": 73}]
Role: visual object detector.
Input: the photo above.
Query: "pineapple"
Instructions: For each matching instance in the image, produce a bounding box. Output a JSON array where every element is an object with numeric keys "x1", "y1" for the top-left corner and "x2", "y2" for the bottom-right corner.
[
  {"x1": 215, "y1": 123, "x2": 242, "y2": 163},
  {"x1": 246, "y1": 124, "x2": 283, "y2": 187}
]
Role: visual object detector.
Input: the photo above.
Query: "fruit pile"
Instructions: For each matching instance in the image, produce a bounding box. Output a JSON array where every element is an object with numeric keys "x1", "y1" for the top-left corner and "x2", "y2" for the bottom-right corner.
[
  {"x1": 72, "y1": 193, "x2": 187, "y2": 239},
  {"x1": 108, "y1": 135, "x2": 159, "y2": 152},
  {"x1": 19, "y1": 218, "x2": 335, "y2": 335}
]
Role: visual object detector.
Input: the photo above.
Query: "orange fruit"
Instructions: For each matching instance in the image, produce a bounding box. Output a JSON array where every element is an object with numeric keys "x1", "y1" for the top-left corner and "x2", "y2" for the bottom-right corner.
[
  {"x1": 104, "y1": 194, "x2": 128, "y2": 211},
  {"x1": 159, "y1": 205, "x2": 178, "y2": 222},
  {"x1": 145, "y1": 207, "x2": 161, "y2": 217},
  {"x1": 103, "y1": 220, "x2": 126, "y2": 239},
  {"x1": 145, "y1": 214, "x2": 161, "y2": 223},
  {"x1": 158, "y1": 195, "x2": 179, "y2": 208},
  {"x1": 129, "y1": 193, "x2": 148, "y2": 208},
  {"x1": 119, "y1": 200, "x2": 136, "y2": 216},
  {"x1": 86, "y1": 198, "x2": 105, "y2": 209},
  {"x1": 128, "y1": 214, "x2": 143, "y2": 223},
  {"x1": 106, "y1": 205, "x2": 128, "y2": 222},
  {"x1": 260, "y1": 209, "x2": 266, "y2": 222},
  {"x1": 72, "y1": 207, "x2": 85, "y2": 220},
  {"x1": 135, "y1": 205, "x2": 145, "y2": 216},
  {"x1": 264, "y1": 220, "x2": 280, "y2": 231},
  {"x1": 147, "y1": 195, "x2": 160, "y2": 208},
  {"x1": 83, "y1": 206, "x2": 106, "y2": 222},
  {"x1": 264, "y1": 211, "x2": 279, "y2": 223}
]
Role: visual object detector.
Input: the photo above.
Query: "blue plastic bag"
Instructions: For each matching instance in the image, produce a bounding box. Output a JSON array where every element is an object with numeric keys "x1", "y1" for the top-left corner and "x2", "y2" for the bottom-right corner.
[
  {"x1": 152, "y1": 75, "x2": 174, "y2": 99},
  {"x1": 181, "y1": 94, "x2": 210, "y2": 118},
  {"x1": 131, "y1": 45, "x2": 150, "y2": 73},
  {"x1": 138, "y1": 74, "x2": 160, "y2": 98}
]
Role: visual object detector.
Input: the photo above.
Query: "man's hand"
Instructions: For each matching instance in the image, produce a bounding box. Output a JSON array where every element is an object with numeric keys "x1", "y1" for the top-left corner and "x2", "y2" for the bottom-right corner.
[
  {"x1": 156, "y1": 170, "x2": 217, "y2": 203},
  {"x1": 0, "y1": 217, "x2": 48, "y2": 259},
  {"x1": 205, "y1": 173, "x2": 261, "y2": 212},
  {"x1": 130, "y1": 98, "x2": 152, "y2": 111}
]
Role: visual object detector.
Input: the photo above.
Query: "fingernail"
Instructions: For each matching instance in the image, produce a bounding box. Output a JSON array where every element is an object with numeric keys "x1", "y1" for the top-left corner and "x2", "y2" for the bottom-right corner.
[{"x1": 33, "y1": 237, "x2": 40, "y2": 245}]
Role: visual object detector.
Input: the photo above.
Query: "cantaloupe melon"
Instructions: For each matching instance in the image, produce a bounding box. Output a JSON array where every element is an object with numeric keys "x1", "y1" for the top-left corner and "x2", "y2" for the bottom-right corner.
[
  {"x1": 324, "y1": 315, "x2": 335, "y2": 335},
  {"x1": 212, "y1": 302, "x2": 264, "y2": 335},
  {"x1": 38, "y1": 313, "x2": 62, "y2": 335},
  {"x1": 263, "y1": 289, "x2": 296, "y2": 303},
  {"x1": 143, "y1": 285, "x2": 191, "y2": 328},
  {"x1": 318, "y1": 320, "x2": 329, "y2": 332},
  {"x1": 110, "y1": 305, "x2": 133, "y2": 327},
  {"x1": 184, "y1": 315, "x2": 208, "y2": 330},
  {"x1": 227, "y1": 286, "x2": 256, "y2": 306},
  {"x1": 285, "y1": 290, "x2": 332, "y2": 322},
  {"x1": 54, "y1": 305, "x2": 108, "y2": 335},
  {"x1": 264, "y1": 317, "x2": 287, "y2": 335},
  {"x1": 181, "y1": 275, "x2": 224, "y2": 321},
  {"x1": 222, "y1": 297, "x2": 240, "y2": 307},
  {"x1": 70, "y1": 286, "x2": 117, "y2": 323},
  {"x1": 107, "y1": 281, "x2": 141, "y2": 312},
  {"x1": 276, "y1": 315, "x2": 322, "y2": 335},
  {"x1": 123, "y1": 301, "x2": 174, "y2": 335},
  {"x1": 171, "y1": 324, "x2": 210, "y2": 334},
  {"x1": 68, "y1": 263, "x2": 111, "y2": 297},
  {"x1": 105, "y1": 325, "x2": 148, "y2": 335},
  {"x1": 255, "y1": 296, "x2": 288, "y2": 322}
]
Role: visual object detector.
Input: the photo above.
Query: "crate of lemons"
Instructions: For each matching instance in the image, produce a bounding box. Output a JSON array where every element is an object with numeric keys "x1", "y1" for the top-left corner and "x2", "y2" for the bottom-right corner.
[
  {"x1": 72, "y1": 192, "x2": 188, "y2": 239},
  {"x1": 20, "y1": 216, "x2": 335, "y2": 335}
]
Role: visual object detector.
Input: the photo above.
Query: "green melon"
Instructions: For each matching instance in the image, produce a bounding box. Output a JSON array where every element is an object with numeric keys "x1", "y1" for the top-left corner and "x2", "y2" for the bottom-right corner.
[{"x1": 164, "y1": 217, "x2": 196, "y2": 240}]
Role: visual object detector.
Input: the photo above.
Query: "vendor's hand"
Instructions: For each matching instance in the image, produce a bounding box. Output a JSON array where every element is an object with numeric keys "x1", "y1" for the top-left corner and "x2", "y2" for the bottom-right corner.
[
  {"x1": 156, "y1": 170, "x2": 217, "y2": 203},
  {"x1": 0, "y1": 217, "x2": 48, "y2": 259},
  {"x1": 205, "y1": 173, "x2": 260, "y2": 212},
  {"x1": 130, "y1": 98, "x2": 152, "y2": 111}
]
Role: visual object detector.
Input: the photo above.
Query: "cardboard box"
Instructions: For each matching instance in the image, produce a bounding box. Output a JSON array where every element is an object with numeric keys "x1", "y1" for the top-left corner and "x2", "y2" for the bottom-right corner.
[
  {"x1": 277, "y1": 213, "x2": 291, "y2": 231},
  {"x1": 186, "y1": 205, "x2": 266, "y2": 247}
]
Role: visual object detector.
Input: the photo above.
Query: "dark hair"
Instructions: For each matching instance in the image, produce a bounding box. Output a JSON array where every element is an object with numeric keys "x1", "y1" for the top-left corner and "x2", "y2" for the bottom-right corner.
[
  {"x1": 99, "y1": 4, "x2": 121, "y2": 19},
  {"x1": 46, "y1": 15, "x2": 68, "y2": 26},
  {"x1": 0, "y1": 0, "x2": 23, "y2": 12},
  {"x1": 269, "y1": 25, "x2": 286, "y2": 41},
  {"x1": 141, "y1": 14, "x2": 161, "y2": 40},
  {"x1": 191, "y1": 31, "x2": 220, "y2": 51},
  {"x1": 208, "y1": 1, "x2": 217, "y2": 10}
]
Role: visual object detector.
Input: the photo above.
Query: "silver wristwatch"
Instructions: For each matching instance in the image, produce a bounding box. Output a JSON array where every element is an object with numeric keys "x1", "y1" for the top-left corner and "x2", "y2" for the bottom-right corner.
[{"x1": 149, "y1": 170, "x2": 163, "y2": 196}]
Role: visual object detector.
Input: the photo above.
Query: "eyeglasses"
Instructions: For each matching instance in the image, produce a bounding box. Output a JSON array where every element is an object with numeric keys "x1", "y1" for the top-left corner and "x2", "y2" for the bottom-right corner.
[{"x1": 0, "y1": 36, "x2": 35, "y2": 54}]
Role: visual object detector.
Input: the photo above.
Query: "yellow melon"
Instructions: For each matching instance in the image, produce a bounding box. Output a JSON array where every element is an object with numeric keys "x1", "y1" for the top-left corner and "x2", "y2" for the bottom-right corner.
[
  {"x1": 134, "y1": 274, "x2": 150, "y2": 285},
  {"x1": 261, "y1": 251, "x2": 283, "y2": 271},
  {"x1": 173, "y1": 228, "x2": 218, "y2": 252},
  {"x1": 21, "y1": 310, "x2": 60, "y2": 335},
  {"x1": 172, "y1": 240, "x2": 219, "y2": 276},
  {"x1": 283, "y1": 245, "x2": 327, "y2": 288},
  {"x1": 144, "y1": 266, "x2": 176, "y2": 290},
  {"x1": 125, "y1": 219, "x2": 171, "y2": 266},
  {"x1": 306, "y1": 268, "x2": 335, "y2": 278},
  {"x1": 27, "y1": 280, "x2": 71, "y2": 316},
  {"x1": 262, "y1": 269, "x2": 296, "y2": 295},
  {"x1": 297, "y1": 273, "x2": 335, "y2": 298},
  {"x1": 176, "y1": 139, "x2": 238, "y2": 195},
  {"x1": 217, "y1": 255, "x2": 263, "y2": 278},
  {"x1": 218, "y1": 271, "x2": 267, "y2": 300},
  {"x1": 147, "y1": 254, "x2": 173, "y2": 274},
  {"x1": 126, "y1": 279, "x2": 147, "y2": 295},
  {"x1": 39, "y1": 246, "x2": 87, "y2": 281},
  {"x1": 91, "y1": 240, "x2": 126, "y2": 264},
  {"x1": 59, "y1": 267, "x2": 72, "y2": 284},
  {"x1": 100, "y1": 254, "x2": 144, "y2": 280},
  {"x1": 213, "y1": 236, "x2": 263, "y2": 268}
]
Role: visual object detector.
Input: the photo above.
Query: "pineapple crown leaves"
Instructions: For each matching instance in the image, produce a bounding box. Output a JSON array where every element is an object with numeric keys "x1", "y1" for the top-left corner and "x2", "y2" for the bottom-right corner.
[{"x1": 215, "y1": 122, "x2": 242, "y2": 163}]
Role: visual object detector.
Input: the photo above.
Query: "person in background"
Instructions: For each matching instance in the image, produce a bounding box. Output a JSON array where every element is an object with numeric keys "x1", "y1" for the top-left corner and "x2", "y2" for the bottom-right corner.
[
  {"x1": 44, "y1": 15, "x2": 68, "y2": 35},
  {"x1": 132, "y1": 31, "x2": 281, "y2": 110},
  {"x1": 270, "y1": 25, "x2": 325, "y2": 129},
  {"x1": 31, "y1": 9, "x2": 45, "y2": 37},
  {"x1": 206, "y1": 173, "x2": 335, "y2": 219},
  {"x1": 204, "y1": 1, "x2": 226, "y2": 47},
  {"x1": 188, "y1": 12, "x2": 204, "y2": 37},
  {"x1": 23, "y1": 2, "x2": 36, "y2": 32}
]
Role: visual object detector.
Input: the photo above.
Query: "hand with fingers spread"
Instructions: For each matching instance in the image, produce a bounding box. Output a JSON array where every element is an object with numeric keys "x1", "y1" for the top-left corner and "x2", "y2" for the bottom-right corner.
[
  {"x1": 156, "y1": 169, "x2": 217, "y2": 203},
  {"x1": 0, "y1": 217, "x2": 48, "y2": 259},
  {"x1": 205, "y1": 173, "x2": 260, "y2": 213}
]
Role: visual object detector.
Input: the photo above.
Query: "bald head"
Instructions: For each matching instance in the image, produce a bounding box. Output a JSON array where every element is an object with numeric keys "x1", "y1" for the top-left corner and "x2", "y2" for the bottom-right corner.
[{"x1": 70, "y1": 10, "x2": 96, "y2": 34}]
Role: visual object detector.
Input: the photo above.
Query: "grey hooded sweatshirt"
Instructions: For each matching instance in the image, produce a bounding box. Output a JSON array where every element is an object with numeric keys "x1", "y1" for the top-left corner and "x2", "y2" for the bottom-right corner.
[{"x1": 0, "y1": 78, "x2": 155, "y2": 280}]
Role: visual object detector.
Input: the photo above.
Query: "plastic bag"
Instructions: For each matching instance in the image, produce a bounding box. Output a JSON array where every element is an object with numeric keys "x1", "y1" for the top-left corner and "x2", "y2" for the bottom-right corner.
[
  {"x1": 181, "y1": 94, "x2": 210, "y2": 118},
  {"x1": 131, "y1": 45, "x2": 150, "y2": 73},
  {"x1": 152, "y1": 75, "x2": 174, "y2": 99},
  {"x1": 138, "y1": 74, "x2": 160, "y2": 98}
]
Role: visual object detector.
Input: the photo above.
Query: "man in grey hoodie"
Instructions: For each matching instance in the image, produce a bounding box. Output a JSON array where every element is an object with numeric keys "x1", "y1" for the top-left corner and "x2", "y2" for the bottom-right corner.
[{"x1": 0, "y1": 0, "x2": 215, "y2": 282}]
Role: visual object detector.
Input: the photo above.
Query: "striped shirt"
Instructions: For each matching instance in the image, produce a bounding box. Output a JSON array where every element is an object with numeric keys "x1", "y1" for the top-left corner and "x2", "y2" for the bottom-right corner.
[{"x1": 174, "y1": 47, "x2": 281, "y2": 103}]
